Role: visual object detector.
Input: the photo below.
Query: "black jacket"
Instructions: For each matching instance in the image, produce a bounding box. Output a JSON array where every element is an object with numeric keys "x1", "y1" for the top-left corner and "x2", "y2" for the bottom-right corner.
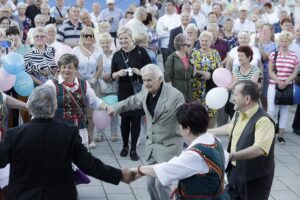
[{"x1": 0, "y1": 118, "x2": 122, "y2": 200}]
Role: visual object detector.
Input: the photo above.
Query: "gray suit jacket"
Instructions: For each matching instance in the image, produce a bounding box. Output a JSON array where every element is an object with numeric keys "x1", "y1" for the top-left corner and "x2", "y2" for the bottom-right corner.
[{"x1": 114, "y1": 83, "x2": 184, "y2": 163}]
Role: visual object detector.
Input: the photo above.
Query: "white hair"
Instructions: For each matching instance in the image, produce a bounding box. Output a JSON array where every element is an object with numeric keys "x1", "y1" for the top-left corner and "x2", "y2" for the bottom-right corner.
[
  {"x1": 141, "y1": 64, "x2": 163, "y2": 81},
  {"x1": 134, "y1": 6, "x2": 146, "y2": 19}
]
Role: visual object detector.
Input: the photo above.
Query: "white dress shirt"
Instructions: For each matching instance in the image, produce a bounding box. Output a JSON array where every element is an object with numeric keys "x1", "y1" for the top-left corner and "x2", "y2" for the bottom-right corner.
[{"x1": 233, "y1": 18, "x2": 256, "y2": 34}]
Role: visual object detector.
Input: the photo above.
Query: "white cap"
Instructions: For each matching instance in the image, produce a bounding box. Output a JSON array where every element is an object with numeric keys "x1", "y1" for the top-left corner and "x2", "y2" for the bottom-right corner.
[
  {"x1": 238, "y1": 5, "x2": 249, "y2": 11},
  {"x1": 106, "y1": 0, "x2": 115, "y2": 4}
]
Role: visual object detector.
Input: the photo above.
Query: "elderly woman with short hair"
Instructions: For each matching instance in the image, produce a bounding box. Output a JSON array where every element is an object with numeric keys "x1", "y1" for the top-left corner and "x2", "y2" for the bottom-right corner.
[
  {"x1": 164, "y1": 33, "x2": 194, "y2": 102},
  {"x1": 226, "y1": 31, "x2": 262, "y2": 72},
  {"x1": 25, "y1": 14, "x2": 46, "y2": 45},
  {"x1": 45, "y1": 54, "x2": 109, "y2": 149},
  {"x1": 268, "y1": 31, "x2": 299, "y2": 144},
  {"x1": 45, "y1": 24, "x2": 63, "y2": 51},
  {"x1": 24, "y1": 26, "x2": 56, "y2": 86},
  {"x1": 191, "y1": 31, "x2": 221, "y2": 128},
  {"x1": 130, "y1": 102, "x2": 229, "y2": 200}
]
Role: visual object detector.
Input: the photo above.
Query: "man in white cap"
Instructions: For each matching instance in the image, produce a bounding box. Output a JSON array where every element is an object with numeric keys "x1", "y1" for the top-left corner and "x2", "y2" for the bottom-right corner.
[
  {"x1": 99, "y1": 0, "x2": 124, "y2": 38},
  {"x1": 233, "y1": 5, "x2": 256, "y2": 34}
]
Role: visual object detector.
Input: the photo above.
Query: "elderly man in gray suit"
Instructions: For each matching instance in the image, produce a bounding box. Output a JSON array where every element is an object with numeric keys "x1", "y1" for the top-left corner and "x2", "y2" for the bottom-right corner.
[{"x1": 108, "y1": 64, "x2": 184, "y2": 200}]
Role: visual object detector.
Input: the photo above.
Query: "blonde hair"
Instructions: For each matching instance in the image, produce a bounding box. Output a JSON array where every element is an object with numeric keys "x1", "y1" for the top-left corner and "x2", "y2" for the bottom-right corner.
[
  {"x1": 199, "y1": 31, "x2": 213, "y2": 42},
  {"x1": 134, "y1": 32, "x2": 148, "y2": 45},
  {"x1": 79, "y1": 27, "x2": 96, "y2": 45},
  {"x1": 99, "y1": 32, "x2": 113, "y2": 43},
  {"x1": 98, "y1": 21, "x2": 110, "y2": 32},
  {"x1": 278, "y1": 31, "x2": 293, "y2": 44},
  {"x1": 117, "y1": 27, "x2": 133, "y2": 39}
]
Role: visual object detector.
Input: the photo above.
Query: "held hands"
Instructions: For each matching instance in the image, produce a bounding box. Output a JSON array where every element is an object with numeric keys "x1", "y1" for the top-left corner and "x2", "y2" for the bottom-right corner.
[
  {"x1": 121, "y1": 168, "x2": 142, "y2": 184},
  {"x1": 277, "y1": 80, "x2": 288, "y2": 89},
  {"x1": 107, "y1": 106, "x2": 115, "y2": 117},
  {"x1": 118, "y1": 69, "x2": 127, "y2": 77}
]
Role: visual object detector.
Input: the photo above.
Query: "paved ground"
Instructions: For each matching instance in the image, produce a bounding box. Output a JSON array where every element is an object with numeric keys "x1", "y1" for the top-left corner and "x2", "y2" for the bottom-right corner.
[{"x1": 77, "y1": 105, "x2": 300, "y2": 200}]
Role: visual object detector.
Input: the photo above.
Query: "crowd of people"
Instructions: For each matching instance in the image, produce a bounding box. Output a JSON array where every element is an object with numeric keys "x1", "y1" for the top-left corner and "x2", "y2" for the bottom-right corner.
[{"x1": 0, "y1": 0, "x2": 299, "y2": 199}]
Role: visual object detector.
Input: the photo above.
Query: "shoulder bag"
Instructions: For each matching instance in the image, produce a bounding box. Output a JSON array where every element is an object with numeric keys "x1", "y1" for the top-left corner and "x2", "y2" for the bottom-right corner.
[{"x1": 273, "y1": 51, "x2": 294, "y2": 105}]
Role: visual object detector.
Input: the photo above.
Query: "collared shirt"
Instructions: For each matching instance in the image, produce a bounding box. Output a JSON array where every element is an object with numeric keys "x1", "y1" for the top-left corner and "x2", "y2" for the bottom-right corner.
[
  {"x1": 98, "y1": 8, "x2": 124, "y2": 33},
  {"x1": 57, "y1": 20, "x2": 83, "y2": 47},
  {"x1": 192, "y1": 12, "x2": 207, "y2": 30},
  {"x1": 227, "y1": 104, "x2": 275, "y2": 165},
  {"x1": 154, "y1": 133, "x2": 229, "y2": 186},
  {"x1": 146, "y1": 82, "x2": 163, "y2": 117},
  {"x1": 233, "y1": 18, "x2": 256, "y2": 34},
  {"x1": 44, "y1": 75, "x2": 103, "y2": 110},
  {"x1": 126, "y1": 18, "x2": 147, "y2": 40},
  {"x1": 50, "y1": 6, "x2": 68, "y2": 19}
]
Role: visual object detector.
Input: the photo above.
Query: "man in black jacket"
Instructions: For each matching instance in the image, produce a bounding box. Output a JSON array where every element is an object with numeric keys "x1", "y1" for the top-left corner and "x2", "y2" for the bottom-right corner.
[
  {"x1": 209, "y1": 80, "x2": 275, "y2": 200},
  {"x1": 0, "y1": 85, "x2": 134, "y2": 199}
]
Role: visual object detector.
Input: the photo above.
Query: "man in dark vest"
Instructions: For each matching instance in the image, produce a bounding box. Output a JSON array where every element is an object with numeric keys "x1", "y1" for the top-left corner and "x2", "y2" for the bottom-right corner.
[{"x1": 209, "y1": 80, "x2": 275, "y2": 200}]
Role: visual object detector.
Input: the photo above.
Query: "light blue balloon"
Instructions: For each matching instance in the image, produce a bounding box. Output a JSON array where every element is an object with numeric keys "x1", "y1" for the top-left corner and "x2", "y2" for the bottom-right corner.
[
  {"x1": 14, "y1": 72, "x2": 34, "y2": 97},
  {"x1": 294, "y1": 84, "x2": 300, "y2": 104},
  {"x1": 2, "y1": 52, "x2": 25, "y2": 75},
  {"x1": 102, "y1": 95, "x2": 118, "y2": 105}
]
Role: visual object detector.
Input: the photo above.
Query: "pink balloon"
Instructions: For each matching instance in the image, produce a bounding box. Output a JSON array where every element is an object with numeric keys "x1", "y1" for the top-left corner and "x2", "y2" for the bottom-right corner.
[
  {"x1": 92, "y1": 110, "x2": 112, "y2": 129},
  {"x1": 55, "y1": 45, "x2": 74, "y2": 64},
  {"x1": 0, "y1": 68, "x2": 16, "y2": 91},
  {"x1": 212, "y1": 68, "x2": 232, "y2": 88}
]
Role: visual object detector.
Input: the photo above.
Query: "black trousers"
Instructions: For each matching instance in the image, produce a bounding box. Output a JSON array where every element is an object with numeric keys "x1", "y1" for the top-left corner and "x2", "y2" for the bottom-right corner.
[
  {"x1": 120, "y1": 116, "x2": 141, "y2": 151},
  {"x1": 226, "y1": 167, "x2": 274, "y2": 200},
  {"x1": 292, "y1": 105, "x2": 300, "y2": 131},
  {"x1": 160, "y1": 48, "x2": 170, "y2": 68}
]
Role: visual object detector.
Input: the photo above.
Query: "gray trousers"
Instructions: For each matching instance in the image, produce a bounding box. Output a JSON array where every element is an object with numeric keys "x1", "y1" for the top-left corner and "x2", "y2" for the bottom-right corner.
[{"x1": 147, "y1": 156, "x2": 172, "y2": 200}]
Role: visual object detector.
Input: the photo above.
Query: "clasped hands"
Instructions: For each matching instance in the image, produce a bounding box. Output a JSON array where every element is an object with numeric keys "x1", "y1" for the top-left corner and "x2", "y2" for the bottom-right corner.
[{"x1": 121, "y1": 167, "x2": 144, "y2": 184}]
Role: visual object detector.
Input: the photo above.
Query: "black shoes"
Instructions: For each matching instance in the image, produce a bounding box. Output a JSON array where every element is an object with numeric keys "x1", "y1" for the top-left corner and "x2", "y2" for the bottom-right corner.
[
  {"x1": 120, "y1": 147, "x2": 129, "y2": 157},
  {"x1": 278, "y1": 137, "x2": 285, "y2": 145},
  {"x1": 130, "y1": 150, "x2": 139, "y2": 161}
]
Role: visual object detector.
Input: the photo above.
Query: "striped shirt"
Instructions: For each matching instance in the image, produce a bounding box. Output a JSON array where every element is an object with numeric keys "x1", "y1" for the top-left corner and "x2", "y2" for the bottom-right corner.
[
  {"x1": 24, "y1": 45, "x2": 57, "y2": 83},
  {"x1": 269, "y1": 50, "x2": 299, "y2": 84},
  {"x1": 56, "y1": 20, "x2": 83, "y2": 47}
]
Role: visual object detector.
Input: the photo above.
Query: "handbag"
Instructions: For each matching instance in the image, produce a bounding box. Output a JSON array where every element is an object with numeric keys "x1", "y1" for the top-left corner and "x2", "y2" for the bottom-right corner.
[
  {"x1": 273, "y1": 51, "x2": 294, "y2": 105},
  {"x1": 74, "y1": 168, "x2": 91, "y2": 185},
  {"x1": 131, "y1": 78, "x2": 143, "y2": 94},
  {"x1": 275, "y1": 84, "x2": 294, "y2": 105}
]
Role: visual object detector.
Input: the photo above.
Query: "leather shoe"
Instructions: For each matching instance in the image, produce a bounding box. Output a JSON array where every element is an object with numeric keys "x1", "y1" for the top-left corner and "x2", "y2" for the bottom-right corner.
[
  {"x1": 130, "y1": 150, "x2": 139, "y2": 161},
  {"x1": 294, "y1": 129, "x2": 300, "y2": 135},
  {"x1": 120, "y1": 147, "x2": 129, "y2": 157}
]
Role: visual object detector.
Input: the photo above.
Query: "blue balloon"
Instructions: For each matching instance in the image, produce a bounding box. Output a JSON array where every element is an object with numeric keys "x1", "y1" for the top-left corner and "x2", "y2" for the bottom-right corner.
[
  {"x1": 294, "y1": 84, "x2": 300, "y2": 104},
  {"x1": 14, "y1": 72, "x2": 34, "y2": 97},
  {"x1": 102, "y1": 95, "x2": 118, "y2": 105},
  {"x1": 2, "y1": 52, "x2": 24, "y2": 75}
]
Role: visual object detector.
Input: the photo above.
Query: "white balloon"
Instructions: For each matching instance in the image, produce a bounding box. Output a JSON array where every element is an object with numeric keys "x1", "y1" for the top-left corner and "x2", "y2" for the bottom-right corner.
[{"x1": 206, "y1": 87, "x2": 229, "y2": 109}]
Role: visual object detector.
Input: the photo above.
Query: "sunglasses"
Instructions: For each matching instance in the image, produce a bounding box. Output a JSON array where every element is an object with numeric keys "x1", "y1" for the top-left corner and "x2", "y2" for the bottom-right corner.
[
  {"x1": 82, "y1": 34, "x2": 94, "y2": 38},
  {"x1": 127, "y1": 12, "x2": 134, "y2": 14}
]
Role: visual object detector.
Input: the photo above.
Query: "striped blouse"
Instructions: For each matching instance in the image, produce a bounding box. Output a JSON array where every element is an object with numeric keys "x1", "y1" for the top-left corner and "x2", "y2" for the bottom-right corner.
[
  {"x1": 24, "y1": 45, "x2": 57, "y2": 83},
  {"x1": 269, "y1": 50, "x2": 299, "y2": 84}
]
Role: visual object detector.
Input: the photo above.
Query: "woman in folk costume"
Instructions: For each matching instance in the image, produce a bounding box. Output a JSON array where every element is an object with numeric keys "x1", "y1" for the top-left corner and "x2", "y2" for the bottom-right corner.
[
  {"x1": 0, "y1": 91, "x2": 27, "y2": 199},
  {"x1": 131, "y1": 102, "x2": 230, "y2": 200},
  {"x1": 45, "y1": 54, "x2": 109, "y2": 149}
]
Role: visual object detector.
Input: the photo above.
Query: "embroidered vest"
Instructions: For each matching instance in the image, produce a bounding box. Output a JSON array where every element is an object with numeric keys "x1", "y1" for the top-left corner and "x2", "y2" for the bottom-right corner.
[
  {"x1": 53, "y1": 79, "x2": 87, "y2": 129},
  {"x1": 175, "y1": 139, "x2": 230, "y2": 200}
]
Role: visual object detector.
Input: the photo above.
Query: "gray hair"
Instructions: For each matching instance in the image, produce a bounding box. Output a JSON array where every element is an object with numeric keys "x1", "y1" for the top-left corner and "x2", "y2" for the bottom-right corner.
[
  {"x1": 134, "y1": 6, "x2": 146, "y2": 19},
  {"x1": 141, "y1": 64, "x2": 163, "y2": 81},
  {"x1": 33, "y1": 26, "x2": 47, "y2": 37},
  {"x1": 45, "y1": 23, "x2": 57, "y2": 32},
  {"x1": 207, "y1": 23, "x2": 219, "y2": 31},
  {"x1": 28, "y1": 85, "x2": 57, "y2": 118},
  {"x1": 34, "y1": 14, "x2": 45, "y2": 22},
  {"x1": 199, "y1": 31, "x2": 213, "y2": 42},
  {"x1": 174, "y1": 33, "x2": 188, "y2": 50},
  {"x1": 186, "y1": 23, "x2": 198, "y2": 33},
  {"x1": 237, "y1": 31, "x2": 250, "y2": 39}
]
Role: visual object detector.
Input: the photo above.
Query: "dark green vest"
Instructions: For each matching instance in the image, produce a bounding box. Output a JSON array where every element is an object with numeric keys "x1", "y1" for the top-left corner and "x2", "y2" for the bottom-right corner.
[
  {"x1": 233, "y1": 108, "x2": 275, "y2": 183},
  {"x1": 53, "y1": 79, "x2": 87, "y2": 129},
  {"x1": 175, "y1": 138, "x2": 230, "y2": 200}
]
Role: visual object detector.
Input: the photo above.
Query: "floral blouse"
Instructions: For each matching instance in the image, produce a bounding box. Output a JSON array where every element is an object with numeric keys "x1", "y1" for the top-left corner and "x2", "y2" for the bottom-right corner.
[{"x1": 190, "y1": 49, "x2": 221, "y2": 118}]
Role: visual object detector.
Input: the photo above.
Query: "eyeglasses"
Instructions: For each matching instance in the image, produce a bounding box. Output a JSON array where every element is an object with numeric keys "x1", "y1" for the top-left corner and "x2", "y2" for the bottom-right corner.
[
  {"x1": 82, "y1": 34, "x2": 94, "y2": 38},
  {"x1": 34, "y1": 35, "x2": 46, "y2": 38},
  {"x1": 181, "y1": 44, "x2": 191, "y2": 47}
]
